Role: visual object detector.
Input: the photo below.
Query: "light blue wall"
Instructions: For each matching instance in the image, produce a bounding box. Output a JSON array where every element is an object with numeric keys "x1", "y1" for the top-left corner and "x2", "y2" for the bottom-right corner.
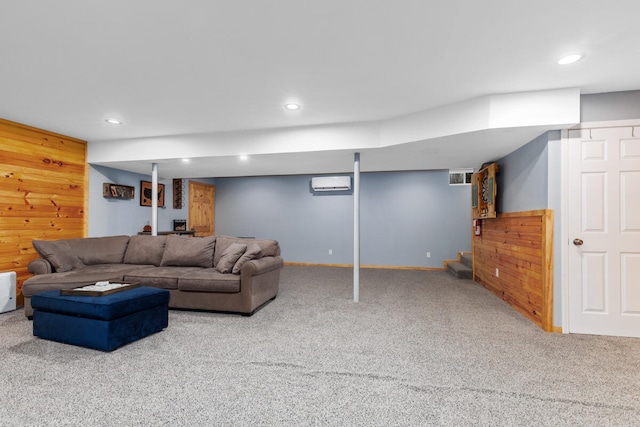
[
  {"x1": 361, "y1": 171, "x2": 471, "y2": 267},
  {"x1": 496, "y1": 132, "x2": 549, "y2": 213},
  {"x1": 215, "y1": 170, "x2": 471, "y2": 267},
  {"x1": 581, "y1": 90, "x2": 640, "y2": 122},
  {"x1": 89, "y1": 166, "x2": 471, "y2": 267},
  {"x1": 88, "y1": 165, "x2": 214, "y2": 237}
]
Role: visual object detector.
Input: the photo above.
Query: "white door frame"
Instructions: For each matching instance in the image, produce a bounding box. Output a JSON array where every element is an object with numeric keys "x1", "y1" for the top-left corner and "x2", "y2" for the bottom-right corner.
[{"x1": 561, "y1": 119, "x2": 640, "y2": 334}]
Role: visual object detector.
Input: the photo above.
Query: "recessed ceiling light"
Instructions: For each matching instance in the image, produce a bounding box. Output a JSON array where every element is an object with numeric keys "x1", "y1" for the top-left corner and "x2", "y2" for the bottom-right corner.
[
  {"x1": 558, "y1": 54, "x2": 583, "y2": 65},
  {"x1": 284, "y1": 103, "x2": 301, "y2": 111},
  {"x1": 182, "y1": 158, "x2": 190, "y2": 163},
  {"x1": 105, "y1": 118, "x2": 122, "y2": 125},
  {"x1": 239, "y1": 155, "x2": 249, "y2": 161}
]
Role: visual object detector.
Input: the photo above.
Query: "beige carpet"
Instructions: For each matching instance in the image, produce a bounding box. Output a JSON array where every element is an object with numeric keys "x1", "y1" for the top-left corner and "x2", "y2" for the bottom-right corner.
[{"x1": 1, "y1": 266, "x2": 639, "y2": 426}]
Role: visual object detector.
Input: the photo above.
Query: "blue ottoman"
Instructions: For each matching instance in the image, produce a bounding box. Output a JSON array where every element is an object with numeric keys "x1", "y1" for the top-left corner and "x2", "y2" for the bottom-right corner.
[{"x1": 31, "y1": 287, "x2": 170, "y2": 351}]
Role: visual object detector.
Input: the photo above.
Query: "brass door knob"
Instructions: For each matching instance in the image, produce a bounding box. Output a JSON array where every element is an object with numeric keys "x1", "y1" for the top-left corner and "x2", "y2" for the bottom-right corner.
[{"x1": 573, "y1": 238, "x2": 584, "y2": 246}]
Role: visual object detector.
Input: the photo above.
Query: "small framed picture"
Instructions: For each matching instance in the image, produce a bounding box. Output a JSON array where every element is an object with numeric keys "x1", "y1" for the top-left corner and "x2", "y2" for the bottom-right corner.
[
  {"x1": 173, "y1": 219, "x2": 187, "y2": 231},
  {"x1": 140, "y1": 181, "x2": 165, "y2": 207}
]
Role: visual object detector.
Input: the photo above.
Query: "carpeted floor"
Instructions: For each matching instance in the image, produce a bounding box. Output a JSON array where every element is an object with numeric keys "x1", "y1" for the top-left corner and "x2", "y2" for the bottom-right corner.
[{"x1": 1, "y1": 266, "x2": 639, "y2": 426}]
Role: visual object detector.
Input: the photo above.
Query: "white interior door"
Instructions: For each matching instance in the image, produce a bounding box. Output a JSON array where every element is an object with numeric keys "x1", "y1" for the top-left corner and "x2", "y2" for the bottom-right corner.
[{"x1": 567, "y1": 125, "x2": 640, "y2": 337}]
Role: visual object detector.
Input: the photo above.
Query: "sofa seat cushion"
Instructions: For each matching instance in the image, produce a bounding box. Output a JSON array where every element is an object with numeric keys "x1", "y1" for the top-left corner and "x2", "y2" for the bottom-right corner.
[
  {"x1": 22, "y1": 264, "x2": 149, "y2": 297},
  {"x1": 178, "y1": 269, "x2": 241, "y2": 293},
  {"x1": 123, "y1": 266, "x2": 202, "y2": 290}
]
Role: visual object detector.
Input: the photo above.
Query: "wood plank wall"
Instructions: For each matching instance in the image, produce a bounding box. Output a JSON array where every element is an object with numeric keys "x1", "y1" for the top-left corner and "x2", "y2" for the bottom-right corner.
[
  {"x1": 0, "y1": 118, "x2": 87, "y2": 305},
  {"x1": 473, "y1": 210, "x2": 554, "y2": 332}
]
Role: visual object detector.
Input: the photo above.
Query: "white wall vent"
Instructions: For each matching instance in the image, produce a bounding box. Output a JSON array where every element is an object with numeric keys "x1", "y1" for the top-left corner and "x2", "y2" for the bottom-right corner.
[
  {"x1": 449, "y1": 169, "x2": 473, "y2": 185},
  {"x1": 311, "y1": 176, "x2": 351, "y2": 192}
]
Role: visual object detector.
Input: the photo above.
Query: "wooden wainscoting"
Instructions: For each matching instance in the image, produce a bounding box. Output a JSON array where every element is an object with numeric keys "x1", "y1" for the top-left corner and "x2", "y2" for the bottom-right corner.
[
  {"x1": 473, "y1": 210, "x2": 553, "y2": 332},
  {"x1": 0, "y1": 118, "x2": 87, "y2": 305}
]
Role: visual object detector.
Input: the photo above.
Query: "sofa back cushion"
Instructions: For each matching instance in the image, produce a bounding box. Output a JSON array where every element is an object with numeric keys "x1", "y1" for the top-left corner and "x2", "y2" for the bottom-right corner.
[
  {"x1": 32, "y1": 240, "x2": 85, "y2": 272},
  {"x1": 214, "y1": 236, "x2": 280, "y2": 267},
  {"x1": 215, "y1": 243, "x2": 247, "y2": 274},
  {"x1": 66, "y1": 235, "x2": 131, "y2": 265},
  {"x1": 160, "y1": 235, "x2": 216, "y2": 268},
  {"x1": 232, "y1": 243, "x2": 262, "y2": 274},
  {"x1": 124, "y1": 235, "x2": 167, "y2": 266}
]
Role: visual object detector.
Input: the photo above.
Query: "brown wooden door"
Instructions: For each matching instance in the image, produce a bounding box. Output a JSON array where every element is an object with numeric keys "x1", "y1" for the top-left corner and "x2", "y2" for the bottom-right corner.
[{"x1": 188, "y1": 181, "x2": 215, "y2": 236}]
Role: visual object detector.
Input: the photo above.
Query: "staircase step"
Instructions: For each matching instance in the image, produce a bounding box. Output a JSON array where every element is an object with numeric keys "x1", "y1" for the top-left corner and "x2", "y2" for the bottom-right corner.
[
  {"x1": 447, "y1": 262, "x2": 473, "y2": 280},
  {"x1": 461, "y1": 253, "x2": 473, "y2": 269}
]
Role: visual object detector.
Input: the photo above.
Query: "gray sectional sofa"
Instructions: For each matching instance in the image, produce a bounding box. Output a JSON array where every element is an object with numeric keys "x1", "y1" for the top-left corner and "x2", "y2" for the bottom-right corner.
[{"x1": 22, "y1": 234, "x2": 283, "y2": 318}]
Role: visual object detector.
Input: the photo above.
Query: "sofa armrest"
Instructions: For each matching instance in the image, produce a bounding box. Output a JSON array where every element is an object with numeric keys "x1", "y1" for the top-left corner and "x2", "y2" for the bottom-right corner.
[
  {"x1": 28, "y1": 258, "x2": 53, "y2": 275},
  {"x1": 241, "y1": 256, "x2": 283, "y2": 276}
]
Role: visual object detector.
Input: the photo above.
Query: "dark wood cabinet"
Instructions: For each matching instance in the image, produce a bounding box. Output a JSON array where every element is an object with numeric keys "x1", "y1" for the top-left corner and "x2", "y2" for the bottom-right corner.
[{"x1": 471, "y1": 163, "x2": 498, "y2": 219}]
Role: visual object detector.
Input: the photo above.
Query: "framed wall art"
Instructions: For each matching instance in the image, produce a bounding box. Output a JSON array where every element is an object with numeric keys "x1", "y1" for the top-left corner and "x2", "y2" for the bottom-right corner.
[
  {"x1": 140, "y1": 181, "x2": 165, "y2": 207},
  {"x1": 173, "y1": 178, "x2": 183, "y2": 209}
]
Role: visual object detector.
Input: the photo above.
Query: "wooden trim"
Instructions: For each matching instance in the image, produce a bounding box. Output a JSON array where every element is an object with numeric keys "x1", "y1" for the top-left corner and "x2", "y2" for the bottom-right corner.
[
  {"x1": 442, "y1": 258, "x2": 459, "y2": 269},
  {"x1": 0, "y1": 117, "x2": 87, "y2": 143},
  {"x1": 286, "y1": 252, "x2": 468, "y2": 271},
  {"x1": 541, "y1": 209, "x2": 554, "y2": 332},
  {"x1": 284, "y1": 261, "x2": 445, "y2": 271},
  {"x1": 83, "y1": 144, "x2": 89, "y2": 238},
  {"x1": 497, "y1": 209, "x2": 549, "y2": 218},
  {"x1": 472, "y1": 212, "x2": 476, "y2": 279},
  {"x1": 552, "y1": 326, "x2": 563, "y2": 334}
]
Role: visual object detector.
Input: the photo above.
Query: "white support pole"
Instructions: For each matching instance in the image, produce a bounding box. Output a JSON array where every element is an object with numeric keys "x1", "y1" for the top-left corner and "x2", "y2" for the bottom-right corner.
[
  {"x1": 151, "y1": 163, "x2": 158, "y2": 237},
  {"x1": 353, "y1": 152, "x2": 360, "y2": 302}
]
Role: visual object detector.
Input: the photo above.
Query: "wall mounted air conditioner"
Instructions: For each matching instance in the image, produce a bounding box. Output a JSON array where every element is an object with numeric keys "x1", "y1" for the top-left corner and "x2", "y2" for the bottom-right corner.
[{"x1": 311, "y1": 176, "x2": 351, "y2": 192}]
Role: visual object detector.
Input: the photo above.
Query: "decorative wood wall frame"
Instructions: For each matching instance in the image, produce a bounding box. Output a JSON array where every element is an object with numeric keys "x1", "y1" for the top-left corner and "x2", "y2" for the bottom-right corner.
[
  {"x1": 173, "y1": 179, "x2": 183, "y2": 209},
  {"x1": 140, "y1": 181, "x2": 165, "y2": 207},
  {"x1": 0, "y1": 118, "x2": 87, "y2": 306},
  {"x1": 102, "y1": 183, "x2": 135, "y2": 199},
  {"x1": 472, "y1": 209, "x2": 554, "y2": 332},
  {"x1": 472, "y1": 163, "x2": 498, "y2": 219}
]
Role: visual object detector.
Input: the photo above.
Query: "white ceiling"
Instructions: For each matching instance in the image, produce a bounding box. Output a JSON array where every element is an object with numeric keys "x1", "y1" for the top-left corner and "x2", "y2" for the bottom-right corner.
[{"x1": 2, "y1": 1, "x2": 640, "y2": 177}]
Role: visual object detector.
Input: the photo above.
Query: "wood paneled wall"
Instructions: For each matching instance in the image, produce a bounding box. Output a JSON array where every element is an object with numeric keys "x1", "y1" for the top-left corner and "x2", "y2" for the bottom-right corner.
[
  {"x1": 473, "y1": 210, "x2": 553, "y2": 332},
  {"x1": 0, "y1": 118, "x2": 87, "y2": 305}
]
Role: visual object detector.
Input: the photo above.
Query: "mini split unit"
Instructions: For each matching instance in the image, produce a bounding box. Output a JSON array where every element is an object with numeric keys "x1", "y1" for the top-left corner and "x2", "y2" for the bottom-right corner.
[{"x1": 311, "y1": 176, "x2": 351, "y2": 192}]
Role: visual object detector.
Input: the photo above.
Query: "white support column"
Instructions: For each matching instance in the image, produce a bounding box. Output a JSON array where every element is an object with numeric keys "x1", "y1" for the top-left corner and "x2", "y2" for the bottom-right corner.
[
  {"x1": 151, "y1": 163, "x2": 158, "y2": 237},
  {"x1": 353, "y1": 152, "x2": 360, "y2": 302}
]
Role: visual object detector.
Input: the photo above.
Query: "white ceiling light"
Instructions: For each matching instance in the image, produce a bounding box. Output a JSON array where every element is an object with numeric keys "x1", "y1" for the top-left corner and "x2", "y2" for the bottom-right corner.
[
  {"x1": 284, "y1": 103, "x2": 301, "y2": 111},
  {"x1": 182, "y1": 158, "x2": 190, "y2": 163},
  {"x1": 558, "y1": 54, "x2": 583, "y2": 65},
  {"x1": 239, "y1": 155, "x2": 249, "y2": 161},
  {"x1": 105, "y1": 118, "x2": 122, "y2": 125}
]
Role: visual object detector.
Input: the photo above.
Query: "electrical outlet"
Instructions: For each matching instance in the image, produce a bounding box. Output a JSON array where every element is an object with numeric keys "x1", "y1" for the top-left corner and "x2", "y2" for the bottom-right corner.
[
  {"x1": 426, "y1": 252, "x2": 431, "y2": 258},
  {"x1": 328, "y1": 249, "x2": 332, "y2": 255},
  {"x1": 495, "y1": 268, "x2": 499, "y2": 277}
]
